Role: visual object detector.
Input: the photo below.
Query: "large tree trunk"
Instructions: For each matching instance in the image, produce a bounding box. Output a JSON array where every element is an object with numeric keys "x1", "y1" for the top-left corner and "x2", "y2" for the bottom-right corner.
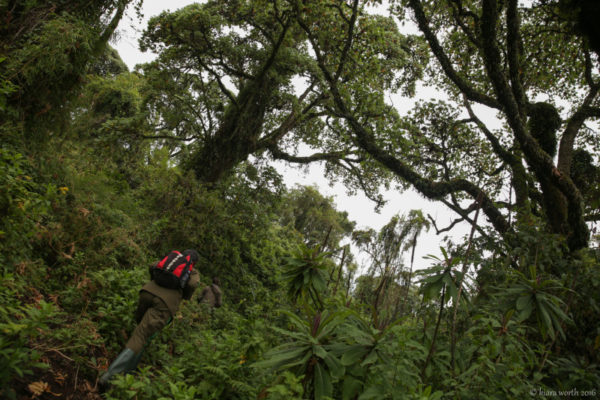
[{"x1": 190, "y1": 74, "x2": 276, "y2": 185}]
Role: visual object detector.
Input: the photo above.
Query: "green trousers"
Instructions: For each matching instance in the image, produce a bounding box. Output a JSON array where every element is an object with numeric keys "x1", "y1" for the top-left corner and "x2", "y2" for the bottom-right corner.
[
  {"x1": 99, "y1": 291, "x2": 172, "y2": 389},
  {"x1": 126, "y1": 290, "x2": 172, "y2": 354}
]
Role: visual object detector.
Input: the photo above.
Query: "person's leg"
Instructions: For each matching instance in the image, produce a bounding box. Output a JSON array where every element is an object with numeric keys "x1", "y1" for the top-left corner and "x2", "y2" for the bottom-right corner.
[
  {"x1": 98, "y1": 348, "x2": 137, "y2": 391},
  {"x1": 134, "y1": 291, "x2": 154, "y2": 323},
  {"x1": 126, "y1": 295, "x2": 171, "y2": 354},
  {"x1": 99, "y1": 294, "x2": 170, "y2": 389}
]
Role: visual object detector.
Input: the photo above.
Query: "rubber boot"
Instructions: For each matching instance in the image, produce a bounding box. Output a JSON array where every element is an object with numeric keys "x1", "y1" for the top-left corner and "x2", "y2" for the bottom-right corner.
[
  {"x1": 131, "y1": 349, "x2": 144, "y2": 368},
  {"x1": 98, "y1": 348, "x2": 139, "y2": 392}
]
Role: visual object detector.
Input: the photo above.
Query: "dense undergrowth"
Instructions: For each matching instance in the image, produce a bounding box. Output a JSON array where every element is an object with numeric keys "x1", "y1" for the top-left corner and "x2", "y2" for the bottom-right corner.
[{"x1": 1, "y1": 137, "x2": 599, "y2": 398}]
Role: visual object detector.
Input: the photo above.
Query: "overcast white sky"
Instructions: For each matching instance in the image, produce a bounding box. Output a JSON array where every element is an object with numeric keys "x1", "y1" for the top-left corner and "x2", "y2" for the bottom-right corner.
[{"x1": 112, "y1": 0, "x2": 473, "y2": 271}]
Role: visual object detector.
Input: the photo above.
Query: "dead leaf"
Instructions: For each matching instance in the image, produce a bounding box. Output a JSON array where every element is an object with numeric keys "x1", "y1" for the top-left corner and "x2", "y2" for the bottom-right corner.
[
  {"x1": 96, "y1": 357, "x2": 109, "y2": 370},
  {"x1": 16, "y1": 262, "x2": 27, "y2": 275},
  {"x1": 30, "y1": 288, "x2": 44, "y2": 305},
  {"x1": 54, "y1": 371, "x2": 67, "y2": 385},
  {"x1": 77, "y1": 277, "x2": 91, "y2": 289},
  {"x1": 84, "y1": 380, "x2": 93, "y2": 392},
  {"x1": 29, "y1": 381, "x2": 49, "y2": 396},
  {"x1": 49, "y1": 294, "x2": 60, "y2": 305},
  {"x1": 28, "y1": 380, "x2": 62, "y2": 397}
]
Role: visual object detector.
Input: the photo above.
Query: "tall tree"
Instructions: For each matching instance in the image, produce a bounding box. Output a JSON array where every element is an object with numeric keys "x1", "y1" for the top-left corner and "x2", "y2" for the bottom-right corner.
[
  {"x1": 280, "y1": 185, "x2": 356, "y2": 252},
  {"x1": 353, "y1": 212, "x2": 420, "y2": 326},
  {"x1": 136, "y1": 0, "x2": 426, "y2": 191},
  {"x1": 296, "y1": 0, "x2": 599, "y2": 251},
  {"x1": 0, "y1": 0, "x2": 138, "y2": 134}
]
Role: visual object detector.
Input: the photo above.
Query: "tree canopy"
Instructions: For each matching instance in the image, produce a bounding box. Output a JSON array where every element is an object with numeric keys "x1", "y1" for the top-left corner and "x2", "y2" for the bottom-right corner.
[{"x1": 133, "y1": 0, "x2": 598, "y2": 252}]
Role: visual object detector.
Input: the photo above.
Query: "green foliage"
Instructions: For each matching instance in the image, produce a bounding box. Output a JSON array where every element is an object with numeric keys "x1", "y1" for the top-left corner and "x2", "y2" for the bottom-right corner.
[
  {"x1": 0, "y1": 148, "x2": 55, "y2": 268},
  {"x1": 504, "y1": 265, "x2": 571, "y2": 341},
  {"x1": 282, "y1": 245, "x2": 332, "y2": 308},
  {"x1": 0, "y1": 58, "x2": 16, "y2": 112},
  {"x1": 280, "y1": 185, "x2": 356, "y2": 251},
  {"x1": 0, "y1": 274, "x2": 55, "y2": 392},
  {"x1": 254, "y1": 309, "x2": 346, "y2": 400},
  {"x1": 264, "y1": 371, "x2": 305, "y2": 400},
  {"x1": 106, "y1": 367, "x2": 155, "y2": 399},
  {"x1": 1, "y1": 1, "x2": 599, "y2": 398},
  {"x1": 442, "y1": 309, "x2": 539, "y2": 399},
  {"x1": 417, "y1": 248, "x2": 466, "y2": 305},
  {"x1": 0, "y1": 0, "x2": 137, "y2": 134}
]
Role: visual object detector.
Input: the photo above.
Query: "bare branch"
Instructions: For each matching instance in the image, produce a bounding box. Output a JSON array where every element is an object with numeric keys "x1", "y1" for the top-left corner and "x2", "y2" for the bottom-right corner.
[
  {"x1": 440, "y1": 198, "x2": 491, "y2": 240},
  {"x1": 463, "y1": 97, "x2": 517, "y2": 165},
  {"x1": 335, "y1": 159, "x2": 386, "y2": 209},
  {"x1": 427, "y1": 213, "x2": 465, "y2": 234}
]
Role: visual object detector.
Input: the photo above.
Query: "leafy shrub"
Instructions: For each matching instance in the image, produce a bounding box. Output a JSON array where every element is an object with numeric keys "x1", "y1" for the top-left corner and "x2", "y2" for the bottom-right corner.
[
  {"x1": 0, "y1": 148, "x2": 54, "y2": 269},
  {"x1": 0, "y1": 274, "x2": 57, "y2": 393}
]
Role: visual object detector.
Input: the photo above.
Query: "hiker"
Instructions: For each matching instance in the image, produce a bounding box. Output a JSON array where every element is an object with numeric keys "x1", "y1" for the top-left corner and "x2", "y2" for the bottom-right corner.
[
  {"x1": 99, "y1": 249, "x2": 200, "y2": 389},
  {"x1": 197, "y1": 276, "x2": 222, "y2": 309}
]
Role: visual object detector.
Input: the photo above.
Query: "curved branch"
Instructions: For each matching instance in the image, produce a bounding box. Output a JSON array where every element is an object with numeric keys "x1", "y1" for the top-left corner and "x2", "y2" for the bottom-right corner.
[
  {"x1": 343, "y1": 102, "x2": 510, "y2": 235},
  {"x1": 335, "y1": 0, "x2": 360, "y2": 80},
  {"x1": 195, "y1": 56, "x2": 237, "y2": 105},
  {"x1": 440, "y1": 198, "x2": 491, "y2": 240},
  {"x1": 335, "y1": 159, "x2": 386, "y2": 209},
  {"x1": 255, "y1": 19, "x2": 292, "y2": 80},
  {"x1": 302, "y1": 10, "x2": 511, "y2": 237},
  {"x1": 268, "y1": 145, "x2": 361, "y2": 164},
  {"x1": 558, "y1": 98, "x2": 600, "y2": 175},
  {"x1": 407, "y1": 0, "x2": 501, "y2": 110},
  {"x1": 481, "y1": 0, "x2": 588, "y2": 249},
  {"x1": 353, "y1": 120, "x2": 510, "y2": 235},
  {"x1": 427, "y1": 213, "x2": 465, "y2": 234},
  {"x1": 448, "y1": 0, "x2": 481, "y2": 48},
  {"x1": 506, "y1": 0, "x2": 527, "y2": 116},
  {"x1": 94, "y1": 0, "x2": 128, "y2": 55},
  {"x1": 463, "y1": 97, "x2": 531, "y2": 214},
  {"x1": 463, "y1": 97, "x2": 516, "y2": 165}
]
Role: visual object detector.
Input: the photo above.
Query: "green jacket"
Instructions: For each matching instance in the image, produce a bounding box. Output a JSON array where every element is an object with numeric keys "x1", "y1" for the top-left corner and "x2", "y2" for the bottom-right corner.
[{"x1": 142, "y1": 266, "x2": 200, "y2": 316}]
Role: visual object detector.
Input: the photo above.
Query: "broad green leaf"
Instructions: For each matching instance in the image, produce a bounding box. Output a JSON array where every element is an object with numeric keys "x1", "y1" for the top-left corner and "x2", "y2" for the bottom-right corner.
[
  {"x1": 358, "y1": 384, "x2": 385, "y2": 400},
  {"x1": 537, "y1": 297, "x2": 555, "y2": 340},
  {"x1": 360, "y1": 350, "x2": 378, "y2": 366},
  {"x1": 313, "y1": 345, "x2": 328, "y2": 359},
  {"x1": 341, "y1": 345, "x2": 371, "y2": 366},
  {"x1": 516, "y1": 295, "x2": 532, "y2": 311},
  {"x1": 342, "y1": 376, "x2": 363, "y2": 400},
  {"x1": 314, "y1": 362, "x2": 332, "y2": 400},
  {"x1": 517, "y1": 301, "x2": 534, "y2": 322},
  {"x1": 252, "y1": 346, "x2": 309, "y2": 369},
  {"x1": 323, "y1": 354, "x2": 345, "y2": 379}
]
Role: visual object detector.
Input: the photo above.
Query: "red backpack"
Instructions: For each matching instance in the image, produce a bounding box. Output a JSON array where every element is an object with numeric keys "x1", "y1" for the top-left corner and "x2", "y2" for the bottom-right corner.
[{"x1": 151, "y1": 251, "x2": 194, "y2": 289}]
